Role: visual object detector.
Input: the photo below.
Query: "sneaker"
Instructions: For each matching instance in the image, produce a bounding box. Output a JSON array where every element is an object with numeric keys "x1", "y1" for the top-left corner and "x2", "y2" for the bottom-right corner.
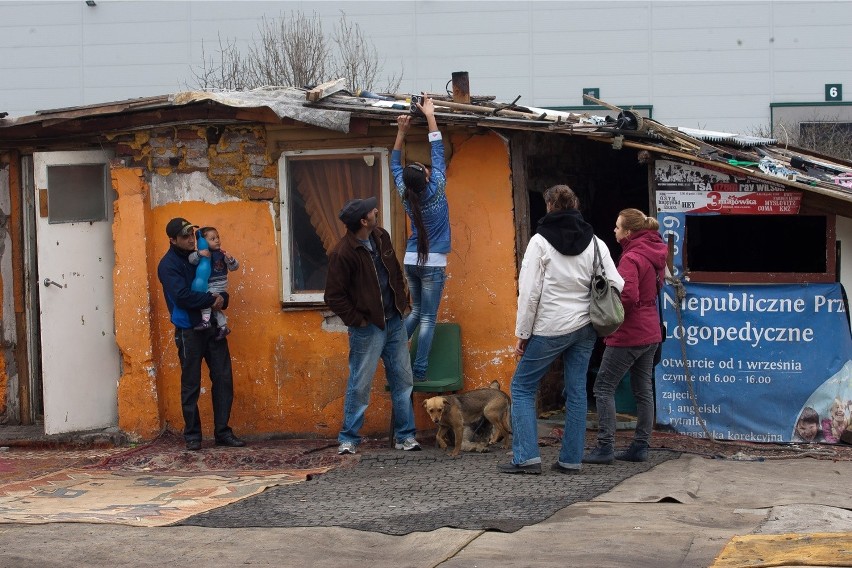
[
  {"x1": 338, "y1": 441, "x2": 357, "y2": 455},
  {"x1": 496, "y1": 461, "x2": 542, "y2": 475},
  {"x1": 193, "y1": 320, "x2": 211, "y2": 330},
  {"x1": 215, "y1": 326, "x2": 231, "y2": 341},
  {"x1": 394, "y1": 437, "x2": 422, "y2": 451},
  {"x1": 185, "y1": 439, "x2": 202, "y2": 451},
  {"x1": 615, "y1": 441, "x2": 649, "y2": 462},
  {"x1": 582, "y1": 444, "x2": 615, "y2": 465}
]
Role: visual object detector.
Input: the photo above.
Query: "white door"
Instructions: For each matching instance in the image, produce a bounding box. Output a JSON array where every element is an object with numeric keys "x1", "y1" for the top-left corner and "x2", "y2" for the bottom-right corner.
[{"x1": 34, "y1": 150, "x2": 119, "y2": 434}]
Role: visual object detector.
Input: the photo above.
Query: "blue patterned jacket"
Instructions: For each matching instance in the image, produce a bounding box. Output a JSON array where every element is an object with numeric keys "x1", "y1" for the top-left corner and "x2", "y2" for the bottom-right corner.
[{"x1": 391, "y1": 133, "x2": 451, "y2": 255}]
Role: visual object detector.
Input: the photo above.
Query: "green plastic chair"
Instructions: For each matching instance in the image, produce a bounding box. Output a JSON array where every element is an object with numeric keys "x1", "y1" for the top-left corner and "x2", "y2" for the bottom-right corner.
[
  {"x1": 388, "y1": 322, "x2": 463, "y2": 445},
  {"x1": 410, "y1": 322, "x2": 463, "y2": 393}
]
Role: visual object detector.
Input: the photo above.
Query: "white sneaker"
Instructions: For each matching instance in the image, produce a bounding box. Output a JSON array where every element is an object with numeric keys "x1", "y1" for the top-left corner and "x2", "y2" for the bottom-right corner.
[
  {"x1": 394, "y1": 437, "x2": 421, "y2": 451},
  {"x1": 338, "y1": 441, "x2": 356, "y2": 455}
]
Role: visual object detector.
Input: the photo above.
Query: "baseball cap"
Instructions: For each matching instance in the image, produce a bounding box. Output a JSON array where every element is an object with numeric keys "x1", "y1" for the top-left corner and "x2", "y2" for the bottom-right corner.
[
  {"x1": 165, "y1": 217, "x2": 198, "y2": 238},
  {"x1": 338, "y1": 197, "x2": 378, "y2": 225}
]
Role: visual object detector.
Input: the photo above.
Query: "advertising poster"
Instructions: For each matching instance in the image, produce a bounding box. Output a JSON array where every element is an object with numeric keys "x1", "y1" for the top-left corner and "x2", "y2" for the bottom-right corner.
[
  {"x1": 656, "y1": 283, "x2": 852, "y2": 443},
  {"x1": 656, "y1": 191, "x2": 801, "y2": 215},
  {"x1": 655, "y1": 159, "x2": 788, "y2": 193}
]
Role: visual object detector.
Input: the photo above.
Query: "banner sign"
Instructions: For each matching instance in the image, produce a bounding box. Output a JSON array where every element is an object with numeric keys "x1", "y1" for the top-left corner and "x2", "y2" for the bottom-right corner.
[
  {"x1": 657, "y1": 190, "x2": 801, "y2": 214},
  {"x1": 656, "y1": 159, "x2": 788, "y2": 193},
  {"x1": 659, "y1": 212, "x2": 685, "y2": 277},
  {"x1": 656, "y1": 283, "x2": 852, "y2": 443}
]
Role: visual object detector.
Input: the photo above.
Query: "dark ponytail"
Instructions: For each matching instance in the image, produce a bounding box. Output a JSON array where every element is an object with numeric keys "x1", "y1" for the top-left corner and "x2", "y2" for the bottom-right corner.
[
  {"x1": 405, "y1": 188, "x2": 429, "y2": 265},
  {"x1": 403, "y1": 164, "x2": 430, "y2": 266}
]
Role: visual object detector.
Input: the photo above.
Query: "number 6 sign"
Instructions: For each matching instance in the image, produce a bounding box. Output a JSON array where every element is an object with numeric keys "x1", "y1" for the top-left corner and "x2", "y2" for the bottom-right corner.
[{"x1": 825, "y1": 84, "x2": 842, "y2": 102}]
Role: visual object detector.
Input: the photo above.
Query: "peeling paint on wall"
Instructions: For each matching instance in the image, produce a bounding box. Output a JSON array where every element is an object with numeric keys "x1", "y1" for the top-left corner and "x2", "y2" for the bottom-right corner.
[
  {"x1": 150, "y1": 171, "x2": 241, "y2": 207},
  {"x1": 321, "y1": 311, "x2": 347, "y2": 333},
  {"x1": 115, "y1": 126, "x2": 278, "y2": 203}
]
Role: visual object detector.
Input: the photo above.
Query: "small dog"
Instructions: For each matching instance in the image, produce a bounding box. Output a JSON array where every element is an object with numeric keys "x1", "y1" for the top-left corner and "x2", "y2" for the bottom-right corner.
[{"x1": 423, "y1": 381, "x2": 512, "y2": 457}]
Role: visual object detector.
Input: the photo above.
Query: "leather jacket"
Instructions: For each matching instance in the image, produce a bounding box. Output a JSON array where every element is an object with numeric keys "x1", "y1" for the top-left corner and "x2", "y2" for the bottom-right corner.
[{"x1": 324, "y1": 227, "x2": 409, "y2": 329}]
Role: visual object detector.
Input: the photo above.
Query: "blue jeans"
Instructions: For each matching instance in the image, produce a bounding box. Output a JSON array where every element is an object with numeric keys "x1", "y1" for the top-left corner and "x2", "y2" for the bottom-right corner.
[
  {"x1": 339, "y1": 315, "x2": 416, "y2": 445},
  {"x1": 404, "y1": 265, "x2": 447, "y2": 380},
  {"x1": 510, "y1": 324, "x2": 597, "y2": 469},
  {"x1": 593, "y1": 343, "x2": 657, "y2": 448}
]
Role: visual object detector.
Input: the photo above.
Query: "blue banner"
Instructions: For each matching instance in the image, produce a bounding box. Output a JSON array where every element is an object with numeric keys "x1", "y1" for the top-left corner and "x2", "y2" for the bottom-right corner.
[{"x1": 656, "y1": 283, "x2": 852, "y2": 443}]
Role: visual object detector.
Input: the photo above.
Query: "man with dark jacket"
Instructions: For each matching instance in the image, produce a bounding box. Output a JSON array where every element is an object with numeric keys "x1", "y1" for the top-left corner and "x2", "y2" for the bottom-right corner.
[
  {"x1": 324, "y1": 197, "x2": 420, "y2": 455},
  {"x1": 157, "y1": 217, "x2": 245, "y2": 451}
]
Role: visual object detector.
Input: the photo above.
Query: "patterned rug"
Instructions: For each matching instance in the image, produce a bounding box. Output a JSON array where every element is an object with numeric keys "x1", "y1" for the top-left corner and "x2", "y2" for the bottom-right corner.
[
  {"x1": 0, "y1": 468, "x2": 321, "y2": 526},
  {"x1": 0, "y1": 432, "x2": 348, "y2": 527},
  {"x1": 0, "y1": 447, "x2": 124, "y2": 483},
  {"x1": 88, "y1": 431, "x2": 344, "y2": 475}
]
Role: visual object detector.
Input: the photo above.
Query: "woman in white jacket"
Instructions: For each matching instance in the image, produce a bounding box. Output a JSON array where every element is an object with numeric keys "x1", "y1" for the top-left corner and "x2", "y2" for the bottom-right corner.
[{"x1": 497, "y1": 185, "x2": 623, "y2": 475}]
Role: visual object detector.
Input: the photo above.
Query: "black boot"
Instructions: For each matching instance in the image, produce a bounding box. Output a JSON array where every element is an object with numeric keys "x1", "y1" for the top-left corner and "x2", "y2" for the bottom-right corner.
[
  {"x1": 582, "y1": 444, "x2": 614, "y2": 465},
  {"x1": 615, "y1": 441, "x2": 649, "y2": 462}
]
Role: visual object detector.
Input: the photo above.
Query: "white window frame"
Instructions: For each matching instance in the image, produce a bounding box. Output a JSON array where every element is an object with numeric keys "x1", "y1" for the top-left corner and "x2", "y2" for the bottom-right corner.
[{"x1": 278, "y1": 147, "x2": 391, "y2": 304}]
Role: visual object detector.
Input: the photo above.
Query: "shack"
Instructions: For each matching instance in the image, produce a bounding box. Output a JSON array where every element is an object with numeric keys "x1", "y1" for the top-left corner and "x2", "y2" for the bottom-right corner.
[{"x1": 1, "y1": 82, "x2": 850, "y2": 443}]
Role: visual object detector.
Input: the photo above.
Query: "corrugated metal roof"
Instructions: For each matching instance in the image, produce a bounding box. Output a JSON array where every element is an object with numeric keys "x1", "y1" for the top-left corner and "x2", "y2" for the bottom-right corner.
[{"x1": 677, "y1": 127, "x2": 777, "y2": 147}]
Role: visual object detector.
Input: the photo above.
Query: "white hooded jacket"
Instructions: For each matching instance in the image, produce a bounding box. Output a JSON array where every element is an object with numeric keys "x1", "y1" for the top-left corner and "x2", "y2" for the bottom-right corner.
[{"x1": 515, "y1": 234, "x2": 624, "y2": 339}]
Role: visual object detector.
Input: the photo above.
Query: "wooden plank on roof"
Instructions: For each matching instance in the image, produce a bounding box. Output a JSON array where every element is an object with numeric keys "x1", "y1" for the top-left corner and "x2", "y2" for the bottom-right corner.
[{"x1": 306, "y1": 78, "x2": 346, "y2": 102}]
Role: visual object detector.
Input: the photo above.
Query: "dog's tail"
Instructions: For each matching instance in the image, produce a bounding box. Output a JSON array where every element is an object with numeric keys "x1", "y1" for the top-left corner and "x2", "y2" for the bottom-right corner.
[
  {"x1": 490, "y1": 380, "x2": 511, "y2": 402},
  {"x1": 487, "y1": 380, "x2": 513, "y2": 435}
]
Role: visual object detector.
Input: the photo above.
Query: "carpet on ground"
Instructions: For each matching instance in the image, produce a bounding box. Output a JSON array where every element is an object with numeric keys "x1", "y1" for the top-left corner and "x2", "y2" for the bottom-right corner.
[
  {"x1": 711, "y1": 532, "x2": 852, "y2": 567},
  {"x1": 88, "y1": 431, "x2": 342, "y2": 475},
  {"x1": 0, "y1": 447, "x2": 124, "y2": 482},
  {"x1": 595, "y1": 454, "x2": 852, "y2": 509},
  {"x1": 180, "y1": 444, "x2": 676, "y2": 535},
  {"x1": 0, "y1": 431, "x2": 347, "y2": 527}
]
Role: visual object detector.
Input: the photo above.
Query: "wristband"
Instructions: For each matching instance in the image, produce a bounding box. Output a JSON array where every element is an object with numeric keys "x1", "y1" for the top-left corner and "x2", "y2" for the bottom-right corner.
[{"x1": 428, "y1": 131, "x2": 442, "y2": 142}]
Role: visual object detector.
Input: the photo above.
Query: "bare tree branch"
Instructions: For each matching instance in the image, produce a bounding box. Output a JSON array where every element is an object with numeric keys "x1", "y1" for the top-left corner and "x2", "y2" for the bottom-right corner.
[
  {"x1": 191, "y1": 11, "x2": 402, "y2": 93},
  {"x1": 752, "y1": 112, "x2": 852, "y2": 162}
]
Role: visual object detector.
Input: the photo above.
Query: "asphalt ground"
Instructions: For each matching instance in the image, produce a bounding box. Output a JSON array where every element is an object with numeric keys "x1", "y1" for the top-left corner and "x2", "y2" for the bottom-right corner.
[{"x1": 180, "y1": 442, "x2": 679, "y2": 535}]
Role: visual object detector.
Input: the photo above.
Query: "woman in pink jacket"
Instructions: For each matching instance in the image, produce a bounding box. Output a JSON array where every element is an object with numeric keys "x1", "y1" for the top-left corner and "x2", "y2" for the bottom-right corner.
[{"x1": 584, "y1": 208, "x2": 668, "y2": 464}]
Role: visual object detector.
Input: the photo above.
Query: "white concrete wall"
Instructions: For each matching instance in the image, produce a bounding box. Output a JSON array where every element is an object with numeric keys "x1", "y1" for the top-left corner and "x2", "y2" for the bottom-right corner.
[{"x1": 1, "y1": 1, "x2": 851, "y2": 133}]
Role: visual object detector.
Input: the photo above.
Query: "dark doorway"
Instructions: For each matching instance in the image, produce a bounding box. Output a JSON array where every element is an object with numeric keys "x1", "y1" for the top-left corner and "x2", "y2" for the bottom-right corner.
[{"x1": 511, "y1": 132, "x2": 650, "y2": 414}]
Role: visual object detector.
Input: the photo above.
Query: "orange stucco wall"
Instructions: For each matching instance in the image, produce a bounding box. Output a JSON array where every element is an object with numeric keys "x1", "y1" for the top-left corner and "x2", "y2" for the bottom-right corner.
[
  {"x1": 439, "y1": 133, "x2": 519, "y2": 385},
  {"x1": 112, "y1": 167, "x2": 161, "y2": 439},
  {"x1": 113, "y1": 129, "x2": 519, "y2": 440}
]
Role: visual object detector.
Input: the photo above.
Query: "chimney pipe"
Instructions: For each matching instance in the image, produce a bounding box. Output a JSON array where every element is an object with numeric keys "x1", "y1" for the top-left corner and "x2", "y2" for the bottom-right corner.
[{"x1": 451, "y1": 72, "x2": 470, "y2": 104}]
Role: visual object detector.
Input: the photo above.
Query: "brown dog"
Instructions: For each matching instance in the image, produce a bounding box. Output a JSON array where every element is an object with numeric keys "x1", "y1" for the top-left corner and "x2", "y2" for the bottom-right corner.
[{"x1": 423, "y1": 381, "x2": 512, "y2": 456}]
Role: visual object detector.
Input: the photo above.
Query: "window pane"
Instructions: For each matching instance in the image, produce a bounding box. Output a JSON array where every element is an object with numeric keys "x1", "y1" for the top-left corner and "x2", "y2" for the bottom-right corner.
[
  {"x1": 46, "y1": 164, "x2": 108, "y2": 223},
  {"x1": 685, "y1": 215, "x2": 827, "y2": 273},
  {"x1": 288, "y1": 155, "x2": 382, "y2": 292}
]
